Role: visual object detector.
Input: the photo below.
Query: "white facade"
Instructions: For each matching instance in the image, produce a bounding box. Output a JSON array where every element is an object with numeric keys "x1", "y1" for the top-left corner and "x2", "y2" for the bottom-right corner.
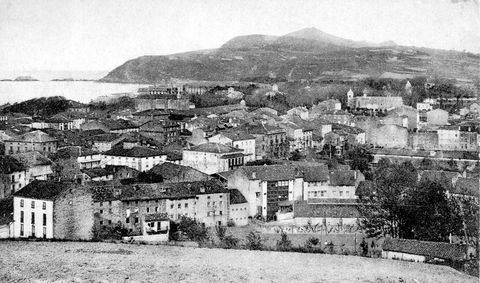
[
  {"x1": 437, "y1": 129, "x2": 460, "y2": 150},
  {"x1": 305, "y1": 183, "x2": 356, "y2": 200},
  {"x1": 12, "y1": 196, "x2": 54, "y2": 239},
  {"x1": 229, "y1": 203, "x2": 249, "y2": 226},
  {"x1": 77, "y1": 154, "x2": 103, "y2": 169},
  {"x1": 382, "y1": 251, "x2": 426, "y2": 262},
  {"x1": 208, "y1": 134, "x2": 256, "y2": 162},
  {"x1": 103, "y1": 154, "x2": 167, "y2": 172},
  {"x1": 182, "y1": 150, "x2": 243, "y2": 175}
]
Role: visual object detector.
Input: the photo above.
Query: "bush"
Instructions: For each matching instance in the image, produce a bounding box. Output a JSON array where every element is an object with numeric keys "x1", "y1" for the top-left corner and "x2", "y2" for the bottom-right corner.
[
  {"x1": 307, "y1": 237, "x2": 319, "y2": 247},
  {"x1": 92, "y1": 223, "x2": 129, "y2": 240},
  {"x1": 216, "y1": 225, "x2": 227, "y2": 241},
  {"x1": 222, "y1": 235, "x2": 240, "y2": 249},
  {"x1": 276, "y1": 231, "x2": 292, "y2": 251},
  {"x1": 244, "y1": 231, "x2": 263, "y2": 250},
  {"x1": 226, "y1": 219, "x2": 236, "y2": 227},
  {"x1": 177, "y1": 216, "x2": 209, "y2": 244}
]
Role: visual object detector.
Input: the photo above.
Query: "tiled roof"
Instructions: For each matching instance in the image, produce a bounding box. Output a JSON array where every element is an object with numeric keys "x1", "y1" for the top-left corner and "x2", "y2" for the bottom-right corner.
[
  {"x1": 132, "y1": 109, "x2": 170, "y2": 117},
  {"x1": 7, "y1": 130, "x2": 57, "y2": 143},
  {"x1": 329, "y1": 170, "x2": 357, "y2": 186},
  {"x1": 139, "y1": 120, "x2": 179, "y2": 132},
  {"x1": 307, "y1": 198, "x2": 358, "y2": 204},
  {"x1": 149, "y1": 162, "x2": 210, "y2": 181},
  {"x1": 216, "y1": 130, "x2": 255, "y2": 141},
  {"x1": 0, "y1": 155, "x2": 26, "y2": 174},
  {"x1": 104, "y1": 146, "x2": 166, "y2": 157},
  {"x1": 13, "y1": 180, "x2": 73, "y2": 201},
  {"x1": 11, "y1": 151, "x2": 53, "y2": 167},
  {"x1": 188, "y1": 142, "x2": 242, "y2": 154},
  {"x1": 82, "y1": 168, "x2": 112, "y2": 178},
  {"x1": 382, "y1": 238, "x2": 469, "y2": 261},
  {"x1": 453, "y1": 177, "x2": 479, "y2": 197},
  {"x1": 120, "y1": 180, "x2": 227, "y2": 201},
  {"x1": 102, "y1": 119, "x2": 138, "y2": 130},
  {"x1": 239, "y1": 165, "x2": 298, "y2": 181},
  {"x1": 144, "y1": 213, "x2": 169, "y2": 222},
  {"x1": 229, "y1": 189, "x2": 247, "y2": 204},
  {"x1": 89, "y1": 133, "x2": 121, "y2": 142},
  {"x1": 298, "y1": 165, "x2": 329, "y2": 182},
  {"x1": 294, "y1": 200, "x2": 360, "y2": 218}
]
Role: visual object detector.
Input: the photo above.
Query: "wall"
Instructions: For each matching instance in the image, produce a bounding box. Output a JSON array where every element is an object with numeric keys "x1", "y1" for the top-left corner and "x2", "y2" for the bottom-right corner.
[
  {"x1": 382, "y1": 251, "x2": 426, "y2": 262},
  {"x1": 194, "y1": 192, "x2": 229, "y2": 226},
  {"x1": 13, "y1": 196, "x2": 54, "y2": 238},
  {"x1": 182, "y1": 151, "x2": 228, "y2": 174},
  {"x1": 226, "y1": 171, "x2": 262, "y2": 218},
  {"x1": 103, "y1": 155, "x2": 167, "y2": 172},
  {"x1": 229, "y1": 203, "x2": 249, "y2": 226},
  {"x1": 53, "y1": 187, "x2": 94, "y2": 240},
  {"x1": 374, "y1": 125, "x2": 409, "y2": 148}
]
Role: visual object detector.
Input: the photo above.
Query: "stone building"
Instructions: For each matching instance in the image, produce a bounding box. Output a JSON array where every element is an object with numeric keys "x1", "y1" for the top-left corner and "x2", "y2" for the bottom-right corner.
[{"x1": 5, "y1": 130, "x2": 57, "y2": 156}]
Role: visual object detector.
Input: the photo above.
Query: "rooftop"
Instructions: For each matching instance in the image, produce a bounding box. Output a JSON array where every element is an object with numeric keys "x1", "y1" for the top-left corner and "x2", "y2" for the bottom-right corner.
[
  {"x1": 382, "y1": 238, "x2": 469, "y2": 261},
  {"x1": 0, "y1": 155, "x2": 26, "y2": 174},
  {"x1": 229, "y1": 189, "x2": 247, "y2": 204},
  {"x1": 187, "y1": 142, "x2": 243, "y2": 154},
  {"x1": 13, "y1": 180, "x2": 74, "y2": 201},
  {"x1": 6, "y1": 130, "x2": 57, "y2": 143},
  {"x1": 104, "y1": 146, "x2": 166, "y2": 158}
]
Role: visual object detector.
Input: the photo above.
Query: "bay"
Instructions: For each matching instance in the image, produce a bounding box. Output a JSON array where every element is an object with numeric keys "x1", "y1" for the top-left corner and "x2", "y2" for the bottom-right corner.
[{"x1": 0, "y1": 81, "x2": 147, "y2": 105}]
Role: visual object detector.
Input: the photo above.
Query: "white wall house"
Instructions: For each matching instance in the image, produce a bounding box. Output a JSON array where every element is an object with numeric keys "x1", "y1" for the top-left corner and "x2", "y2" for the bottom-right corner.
[
  {"x1": 12, "y1": 196, "x2": 54, "y2": 238},
  {"x1": 208, "y1": 131, "x2": 256, "y2": 162},
  {"x1": 182, "y1": 143, "x2": 245, "y2": 174},
  {"x1": 103, "y1": 147, "x2": 167, "y2": 172}
]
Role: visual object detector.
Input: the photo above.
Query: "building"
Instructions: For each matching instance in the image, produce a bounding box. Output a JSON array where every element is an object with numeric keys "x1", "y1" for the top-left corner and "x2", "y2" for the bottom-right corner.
[
  {"x1": 12, "y1": 151, "x2": 54, "y2": 182},
  {"x1": 5, "y1": 130, "x2": 57, "y2": 155},
  {"x1": 219, "y1": 165, "x2": 303, "y2": 220},
  {"x1": 208, "y1": 130, "x2": 256, "y2": 162},
  {"x1": 0, "y1": 155, "x2": 27, "y2": 199},
  {"x1": 303, "y1": 167, "x2": 363, "y2": 200},
  {"x1": 228, "y1": 189, "x2": 249, "y2": 226},
  {"x1": 139, "y1": 120, "x2": 180, "y2": 145},
  {"x1": 93, "y1": 180, "x2": 230, "y2": 233},
  {"x1": 12, "y1": 180, "x2": 94, "y2": 239},
  {"x1": 134, "y1": 95, "x2": 190, "y2": 112},
  {"x1": 348, "y1": 92, "x2": 404, "y2": 111},
  {"x1": 287, "y1": 106, "x2": 309, "y2": 120},
  {"x1": 426, "y1": 109, "x2": 449, "y2": 126},
  {"x1": 286, "y1": 199, "x2": 361, "y2": 226},
  {"x1": 148, "y1": 162, "x2": 211, "y2": 183},
  {"x1": 89, "y1": 133, "x2": 123, "y2": 152},
  {"x1": 182, "y1": 143, "x2": 245, "y2": 174},
  {"x1": 278, "y1": 122, "x2": 313, "y2": 152},
  {"x1": 245, "y1": 124, "x2": 289, "y2": 160},
  {"x1": 382, "y1": 238, "x2": 474, "y2": 263},
  {"x1": 103, "y1": 147, "x2": 167, "y2": 172},
  {"x1": 372, "y1": 124, "x2": 409, "y2": 148}
]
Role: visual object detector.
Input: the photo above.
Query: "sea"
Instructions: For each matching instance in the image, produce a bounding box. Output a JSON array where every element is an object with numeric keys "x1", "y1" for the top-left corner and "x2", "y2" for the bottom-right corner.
[{"x1": 0, "y1": 81, "x2": 147, "y2": 105}]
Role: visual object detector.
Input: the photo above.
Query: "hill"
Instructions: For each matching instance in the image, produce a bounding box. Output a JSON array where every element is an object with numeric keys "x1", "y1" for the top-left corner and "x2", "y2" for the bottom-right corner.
[
  {"x1": 0, "y1": 241, "x2": 476, "y2": 282},
  {"x1": 0, "y1": 96, "x2": 79, "y2": 117},
  {"x1": 101, "y1": 27, "x2": 480, "y2": 83}
]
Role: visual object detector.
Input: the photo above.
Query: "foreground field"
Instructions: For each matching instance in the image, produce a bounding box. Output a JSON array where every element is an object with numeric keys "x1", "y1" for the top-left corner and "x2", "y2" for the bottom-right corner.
[{"x1": 0, "y1": 241, "x2": 476, "y2": 283}]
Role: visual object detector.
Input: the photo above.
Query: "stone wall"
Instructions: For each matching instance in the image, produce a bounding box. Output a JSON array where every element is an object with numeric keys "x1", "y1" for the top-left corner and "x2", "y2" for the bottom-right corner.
[{"x1": 53, "y1": 185, "x2": 94, "y2": 240}]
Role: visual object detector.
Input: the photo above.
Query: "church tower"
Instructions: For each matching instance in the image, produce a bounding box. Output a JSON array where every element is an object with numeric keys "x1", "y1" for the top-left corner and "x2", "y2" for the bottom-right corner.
[
  {"x1": 405, "y1": 80, "x2": 412, "y2": 95},
  {"x1": 347, "y1": 88, "x2": 354, "y2": 108}
]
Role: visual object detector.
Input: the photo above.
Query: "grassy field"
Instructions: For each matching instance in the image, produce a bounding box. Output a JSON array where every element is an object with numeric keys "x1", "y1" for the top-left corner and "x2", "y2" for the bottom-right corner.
[{"x1": 0, "y1": 241, "x2": 477, "y2": 283}]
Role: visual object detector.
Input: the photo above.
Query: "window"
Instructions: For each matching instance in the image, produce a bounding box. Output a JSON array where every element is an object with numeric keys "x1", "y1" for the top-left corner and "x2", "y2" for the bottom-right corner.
[
  {"x1": 339, "y1": 191, "x2": 343, "y2": 197},
  {"x1": 100, "y1": 221, "x2": 104, "y2": 226},
  {"x1": 43, "y1": 227, "x2": 46, "y2": 237},
  {"x1": 126, "y1": 217, "x2": 130, "y2": 224},
  {"x1": 170, "y1": 204, "x2": 174, "y2": 209},
  {"x1": 31, "y1": 201, "x2": 35, "y2": 209},
  {"x1": 219, "y1": 211, "x2": 223, "y2": 215},
  {"x1": 99, "y1": 210, "x2": 103, "y2": 214},
  {"x1": 20, "y1": 199, "x2": 24, "y2": 207},
  {"x1": 207, "y1": 202, "x2": 210, "y2": 206},
  {"x1": 134, "y1": 217, "x2": 139, "y2": 224},
  {"x1": 99, "y1": 202, "x2": 103, "y2": 207},
  {"x1": 20, "y1": 211, "x2": 24, "y2": 223},
  {"x1": 213, "y1": 201, "x2": 216, "y2": 206},
  {"x1": 43, "y1": 214, "x2": 46, "y2": 226},
  {"x1": 185, "y1": 203, "x2": 188, "y2": 208},
  {"x1": 146, "y1": 207, "x2": 150, "y2": 213},
  {"x1": 108, "y1": 220, "x2": 112, "y2": 225},
  {"x1": 20, "y1": 224, "x2": 24, "y2": 236},
  {"x1": 42, "y1": 202, "x2": 46, "y2": 210},
  {"x1": 155, "y1": 207, "x2": 158, "y2": 212},
  {"x1": 31, "y1": 212, "x2": 35, "y2": 224},
  {"x1": 219, "y1": 201, "x2": 223, "y2": 206},
  {"x1": 177, "y1": 204, "x2": 181, "y2": 209}
]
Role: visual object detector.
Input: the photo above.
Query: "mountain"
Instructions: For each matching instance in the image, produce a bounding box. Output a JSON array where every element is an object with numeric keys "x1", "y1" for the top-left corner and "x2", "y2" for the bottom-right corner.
[{"x1": 101, "y1": 27, "x2": 480, "y2": 83}]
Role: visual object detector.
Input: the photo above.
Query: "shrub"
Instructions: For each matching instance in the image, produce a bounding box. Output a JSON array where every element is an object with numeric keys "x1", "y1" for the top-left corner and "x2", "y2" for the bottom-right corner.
[
  {"x1": 226, "y1": 219, "x2": 236, "y2": 227},
  {"x1": 92, "y1": 223, "x2": 129, "y2": 241},
  {"x1": 222, "y1": 235, "x2": 240, "y2": 249},
  {"x1": 177, "y1": 216, "x2": 209, "y2": 244},
  {"x1": 307, "y1": 237, "x2": 319, "y2": 247},
  {"x1": 276, "y1": 231, "x2": 292, "y2": 251},
  {"x1": 215, "y1": 225, "x2": 227, "y2": 241},
  {"x1": 244, "y1": 231, "x2": 263, "y2": 250}
]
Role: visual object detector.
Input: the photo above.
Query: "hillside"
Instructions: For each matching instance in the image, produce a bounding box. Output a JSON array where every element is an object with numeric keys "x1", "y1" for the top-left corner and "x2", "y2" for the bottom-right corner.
[
  {"x1": 101, "y1": 27, "x2": 480, "y2": 83},
  {"x1": 0, "y1": 241, "x2": 476, "y2": 282}
]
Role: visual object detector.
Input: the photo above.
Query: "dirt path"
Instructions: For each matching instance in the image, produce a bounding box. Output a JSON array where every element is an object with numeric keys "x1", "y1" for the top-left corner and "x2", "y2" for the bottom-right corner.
[{"x1": 0, "y1": 241, "x2": 476, "y2": 282}]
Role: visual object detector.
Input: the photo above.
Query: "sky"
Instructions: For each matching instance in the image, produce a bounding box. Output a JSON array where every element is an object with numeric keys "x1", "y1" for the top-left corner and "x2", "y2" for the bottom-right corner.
[{"x1": 0, "y1": 0, "x2": 479, "y2": 73}]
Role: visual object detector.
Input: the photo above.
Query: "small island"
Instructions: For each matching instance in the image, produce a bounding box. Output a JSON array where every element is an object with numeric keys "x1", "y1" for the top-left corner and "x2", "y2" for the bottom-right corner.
[{"x1": 14, "y1": 76, "x2": 39, "y2": 81}]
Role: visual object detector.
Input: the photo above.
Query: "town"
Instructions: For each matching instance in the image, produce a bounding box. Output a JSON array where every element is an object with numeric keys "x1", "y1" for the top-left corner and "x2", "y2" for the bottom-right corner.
[{"x1": 0, "y1": 77, "x2": 478, "y2": 277}]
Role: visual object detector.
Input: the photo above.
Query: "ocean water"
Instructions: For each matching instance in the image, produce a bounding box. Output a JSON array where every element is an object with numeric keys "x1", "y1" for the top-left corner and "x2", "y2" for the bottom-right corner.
[{"x1": 0, "y1": 81, "x2": 146, "y2": 105}]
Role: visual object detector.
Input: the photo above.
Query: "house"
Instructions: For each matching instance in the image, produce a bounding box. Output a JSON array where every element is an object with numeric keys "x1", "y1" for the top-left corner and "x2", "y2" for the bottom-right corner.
[
  {"x1": 321, "y1": 110, "x2": 353, "y2": 126},
  {"x1": 303, "y1": 166, "x2": 364, "y2": 200},
  {"x1": 372, "y1": 124, "x2": 409, "y2": 148},
  {"x1": 105, "y1": 165, "x2": 140, "y2": 181},
  {"x1": 278, "y1": 122, "x2": 313, "y2": 152},
  {"x1": 134, "y1": 94, "x2": 190, "y2": 111},
  {"x1": 208, "y1": 130, "x2": 256, "y2": 162},
  {"x1": 219, "y1": 165, "x2": 303, "y2": 220},
  {"x1": 311, "y1": 99, "x2": 342, "y2": 113},
  {"x1": 287, "y1": 106, "x2": 309, "y2": 120},
  {"x1": 0, "y1": 155, "x2": 27, "y2": 199},
  {"x1": 388, "y1": 105, "x2": 418, "y2": 130},
  {"x1": 88, "y1": 133, "x2": 123, "y2": 152},
  {"x1": 81, "y1": 168, "x2": 114, "y2": 182},
  {"x1": 12, "y1": 151, "x2": 54, "y2": 182},
  {"x1": 12, "y1": 180, "x2": 94, "y2": 240},
  {"x1": 139, "y1": 119, "x2": 180, "y2": 145},
  {"x1": 229, "y1": 189, "x2": 249, "y2": 226},
  {"x1": 103, "y1": 147, "x2": 167, "y2": 172},
  {"x1": 5, "y1": 130, "x2": 57, "y2": 155},
  {"x1": 244, "y1": 123, "x2": 289, "y2": 160},
  {"x1": 81, "y1": 119, "x2": 139, "y2": 134},
  {"x1": 148, "y1": 162, "x2": 211, "y2": 183},
  {"x1": 182, "y1": 143, "x2": 245, "y2": 174},
  {"x1": 382, "y1": 238, "x2": 474, "y2": 263},
  {"x1": 348, "y1": 93, "x2": 404, "y2": 111},
  {"x1": 92, "y1": 180, "x2": 230, "y2": 233},
  {"x1": 132, "y1": 109, "x2": 170, "y2": 123}
]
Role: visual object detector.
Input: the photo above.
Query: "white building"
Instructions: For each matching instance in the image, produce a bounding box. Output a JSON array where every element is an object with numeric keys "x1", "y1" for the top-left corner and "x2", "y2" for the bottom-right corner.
[
  {"x1": 182, "y1": 143, "x2": 245, "y2": 174},
  {"x1": 103, "y1": 147, "x2": 167, "y2": 172},
  {"x1": 208, "y1": 131, "x2": 256, "y2": 162}
]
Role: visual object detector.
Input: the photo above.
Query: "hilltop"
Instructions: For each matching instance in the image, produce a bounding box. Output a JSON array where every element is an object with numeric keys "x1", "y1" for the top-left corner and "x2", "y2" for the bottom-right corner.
[
  {"x1": 101, "y1": 27, "x2": 480, "y2": 83},
  {"x1": 0, "y1": 241, "x2": 476, "y2": 282}
]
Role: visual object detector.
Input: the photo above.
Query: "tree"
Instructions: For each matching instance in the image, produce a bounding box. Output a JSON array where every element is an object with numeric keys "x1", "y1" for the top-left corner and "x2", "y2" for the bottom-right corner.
[
  {"x1": 344, "y1": 145, "x2": 373, "y2": 174},
  {"x1": 359, "y1": 238, "x2": 369, "y2": 257},
  {"x1": 276, "y1": 231, "x2": 292, "y2": 251},
  {"x1": 177, "y1": 216, "x2": 209, "y2": 243},
  {"x1": 244, "y1": 231, "x2": 263, "y2": 250}
]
